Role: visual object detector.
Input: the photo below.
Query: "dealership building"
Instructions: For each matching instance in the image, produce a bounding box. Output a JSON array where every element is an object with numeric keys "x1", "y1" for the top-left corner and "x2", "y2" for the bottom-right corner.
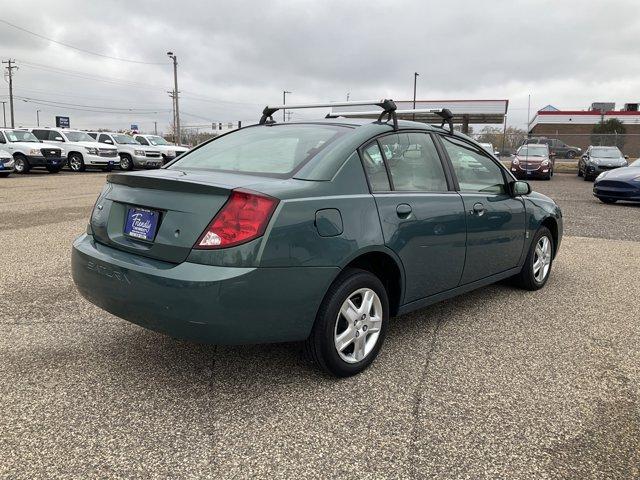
[{"x1": 528, "y1": 103, "x2": 640, "y2": 156}]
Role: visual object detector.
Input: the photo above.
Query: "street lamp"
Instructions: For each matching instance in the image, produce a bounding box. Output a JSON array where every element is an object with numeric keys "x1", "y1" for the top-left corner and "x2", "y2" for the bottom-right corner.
[
  {"x1": 36, "y1": 109, "x2": 41, "y2": 127},
  {"x1": 283, "y1": 90, "x2": 291, "y2": 122},
  {"x1": 167, "y1": 51, "x2": 180, "y2": 145},
  {"x1": 413, "y1": 72, "x2": 419, "y2": 121}
]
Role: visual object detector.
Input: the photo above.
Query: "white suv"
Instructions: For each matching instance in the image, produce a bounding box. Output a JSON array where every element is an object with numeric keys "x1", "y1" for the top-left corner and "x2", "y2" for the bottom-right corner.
[
  {"x1": 88, "y1": 132, "x2": 162, "y2": 170},
  {"x1": 30, "y1": 128, "x2": 119, "y2": 172},
  {"x1": 0, "y1": 128, "x2": 65, "y2": 174},
  {"x1": 133, "y1": 134, "x2": 189, "y2": 164}
]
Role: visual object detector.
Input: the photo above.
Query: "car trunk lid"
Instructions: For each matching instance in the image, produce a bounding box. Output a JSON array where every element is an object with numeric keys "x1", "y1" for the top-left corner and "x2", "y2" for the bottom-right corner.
[{"x1": 90, "y1": 169, "x2": 268, "y2": 263}]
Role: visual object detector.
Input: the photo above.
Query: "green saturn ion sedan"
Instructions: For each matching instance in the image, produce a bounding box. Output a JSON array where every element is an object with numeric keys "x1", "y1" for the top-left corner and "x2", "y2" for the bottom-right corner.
[{"x1": 72, "y1": 100, "x2": 562, "y2": 377}]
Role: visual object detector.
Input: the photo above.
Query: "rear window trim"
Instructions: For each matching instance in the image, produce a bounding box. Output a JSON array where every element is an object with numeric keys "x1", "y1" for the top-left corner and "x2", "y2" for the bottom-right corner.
[{"x1": 166, "y1": 122, "x2": 355, "y2": 179}]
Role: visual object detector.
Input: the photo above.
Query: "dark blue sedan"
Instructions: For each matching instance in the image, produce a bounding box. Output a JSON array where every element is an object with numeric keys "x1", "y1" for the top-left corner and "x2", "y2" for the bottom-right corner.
[{"x1": 593, "y1": 158, "x2": 640, "y2": 203}]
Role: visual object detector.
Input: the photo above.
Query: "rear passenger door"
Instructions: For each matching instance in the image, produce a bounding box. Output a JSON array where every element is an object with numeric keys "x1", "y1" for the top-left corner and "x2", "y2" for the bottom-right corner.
[
  {"x1": 361, "y1": 131, "x2": 466, "y2": 303},
  {"x1": 438, "y1": 135, "x2": 525, "y2": 284}
]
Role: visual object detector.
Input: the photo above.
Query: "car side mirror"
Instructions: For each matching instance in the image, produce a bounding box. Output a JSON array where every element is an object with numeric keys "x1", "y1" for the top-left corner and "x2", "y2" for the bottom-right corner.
[{"x1": 511, "y1": 180, "x2": 531, "y2": 196}]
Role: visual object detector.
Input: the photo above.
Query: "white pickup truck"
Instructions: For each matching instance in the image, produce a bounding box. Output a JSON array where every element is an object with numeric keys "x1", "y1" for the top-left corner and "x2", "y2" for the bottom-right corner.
[
  {"x1": 88, "y1": 132, "x2": 162, "y2": 170},
  {"x1": 0, "y1": 128, "x2": 65, "y2": 174},
  {"x1": 133, "y1": 134, "x2": 189, "y2": 165},
  {"x1": 30, "y1": 127, "x2": 119, "y2": 172}
]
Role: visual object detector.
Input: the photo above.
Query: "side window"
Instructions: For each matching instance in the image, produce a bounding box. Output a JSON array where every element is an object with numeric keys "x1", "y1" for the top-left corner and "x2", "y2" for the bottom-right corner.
[
  {"x1": 0, "y1": 132, "x2": 5, "y2": 144},
  {"x1": 98, "y1": 134, "x2": 111, "y2": 144},
  {"x1": 32, "y1": 130, "x2": 48, "y2": 141},
  {"x1": 136, "y1": 136, "x2": 149, "y2": 145},
  {"x1": 49, "y1": 130, "x2": 64, "y2": 142},
  {"x1": 361, "y1": 142, "x2": 390, "y2": 191},
  {"x1": 440, "y1": 136, "x2": 506, "y2": 194},
  {"x1": 378, "y1": 132, "x2": 448, "y2": 192}
]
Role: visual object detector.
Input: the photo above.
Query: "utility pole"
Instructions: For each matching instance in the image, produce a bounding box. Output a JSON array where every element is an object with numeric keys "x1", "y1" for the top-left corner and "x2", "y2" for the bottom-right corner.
[
  {"x1": 283, "y1": 90, "x2": 291, "y2": 122},
  {"x1": 167, "y1": 90, "x2": 176, "y2": 144},
  {"x1": 154, "y1": 121, "x2": 157, "y2": 135},
  {"x1": 2, "y1": 59, "x2": 17, "y2": 128},
  {"x1": 286, "y1": 111, "x2": 294, "y2": 122},
  {"x1": 346, "y1": 92, "x2": 350, "y2": 101},
  {"x1": 36, "y1": 109, "x2": 41, "y2": 127},
  {"x1": 412, "y1": 72, "x2": 419, "y2": 121},
  {"x1": 167, "y1": 52, "x2": 180, "y2": 145},
  {"x1": 1, "y1": 101, "x2": 6, "y2": 127}
]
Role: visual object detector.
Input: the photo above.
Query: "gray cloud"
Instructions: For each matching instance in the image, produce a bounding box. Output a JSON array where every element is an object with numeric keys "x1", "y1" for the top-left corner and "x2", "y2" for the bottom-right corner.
[{"x1": 2, "y1": 0, "x2": 640, "y2": 132}]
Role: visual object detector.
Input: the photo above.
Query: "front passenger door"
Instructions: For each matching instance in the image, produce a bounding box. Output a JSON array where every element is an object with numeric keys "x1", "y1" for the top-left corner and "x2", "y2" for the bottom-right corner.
[{"x1": 439, "y1": 135, "x2": 526, "y2": 284}]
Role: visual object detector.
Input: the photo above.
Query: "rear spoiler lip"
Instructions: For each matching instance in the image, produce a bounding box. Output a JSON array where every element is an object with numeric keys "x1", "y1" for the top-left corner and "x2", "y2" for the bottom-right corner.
[{"x1": 107, "y1": 171, "x2": 233, "y2": 196}]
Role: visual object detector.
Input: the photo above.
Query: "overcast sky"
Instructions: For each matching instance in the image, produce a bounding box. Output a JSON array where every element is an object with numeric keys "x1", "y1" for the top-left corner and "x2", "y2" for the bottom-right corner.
[{"x1": 2, "y1": 0, "x2": 640, "y2": 134}]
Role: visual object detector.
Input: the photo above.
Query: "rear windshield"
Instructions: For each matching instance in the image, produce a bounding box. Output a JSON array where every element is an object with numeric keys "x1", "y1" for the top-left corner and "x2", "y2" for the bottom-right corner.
[{"x1": 169, "y1": 124, "x2": 348, "y2": 176}]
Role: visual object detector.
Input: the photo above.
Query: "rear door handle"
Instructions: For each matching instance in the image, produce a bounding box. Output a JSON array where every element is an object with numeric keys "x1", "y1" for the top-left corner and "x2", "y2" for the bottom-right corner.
[
  {"x1": 470, "y1": 202, "x2": 485, "y2": 216},
  {"x1": 396, "y1": 203, "x2": 412, "y2": 218}
]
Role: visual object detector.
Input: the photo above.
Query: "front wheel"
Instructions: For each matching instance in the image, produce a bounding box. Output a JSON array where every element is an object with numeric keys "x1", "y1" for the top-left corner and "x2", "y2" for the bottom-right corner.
[
  {"x1": 511, "y1": 226, "x2": 554, "y2": 291},
  {"x1": 119, "y1": 155, "x2": 134, "y2": 171},
  {"x1": 304, "y1": 269, "x2": 389, "y2": 377},
  {"x1": 14, "y1": 155, "x2": 30, "y2": 174},
  {"x1": 69, "y1": 153, "x2": 85, "y2": 172}
]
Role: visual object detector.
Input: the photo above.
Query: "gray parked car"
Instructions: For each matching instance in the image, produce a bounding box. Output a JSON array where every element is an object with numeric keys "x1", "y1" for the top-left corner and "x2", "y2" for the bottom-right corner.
[{"x1": 578, "y1": 146, "x2": 628, "y2": 181}]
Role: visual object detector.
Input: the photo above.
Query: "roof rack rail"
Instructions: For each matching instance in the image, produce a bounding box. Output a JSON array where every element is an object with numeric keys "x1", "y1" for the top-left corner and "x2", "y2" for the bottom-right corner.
[
  {"x1": 328, "y1": 107, "x2": 455, "y2": 133},
  {"x1": 259, "y1": 99, "x2": 399, "y2": 130}
]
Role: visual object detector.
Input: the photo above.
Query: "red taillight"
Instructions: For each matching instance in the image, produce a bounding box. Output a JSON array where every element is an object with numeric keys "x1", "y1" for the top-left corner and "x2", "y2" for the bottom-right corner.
[{"x1": 194, "y1": 189, "x2": 278, "y2": 249}]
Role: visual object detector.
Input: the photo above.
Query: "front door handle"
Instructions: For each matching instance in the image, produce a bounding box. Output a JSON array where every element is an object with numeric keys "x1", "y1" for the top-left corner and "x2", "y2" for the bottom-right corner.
[
  {"x1": 396, "y1": 203, "x2": 412, "y2": 218},
  {"x1": 471, "y1": 202, "x2": 485, "y2": 216}
]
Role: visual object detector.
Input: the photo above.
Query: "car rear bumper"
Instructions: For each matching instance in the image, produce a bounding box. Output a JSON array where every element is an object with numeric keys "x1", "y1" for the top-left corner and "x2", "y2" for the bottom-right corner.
[{"x1": 71, "y1": 234, "x2": 338, "y2": 344}]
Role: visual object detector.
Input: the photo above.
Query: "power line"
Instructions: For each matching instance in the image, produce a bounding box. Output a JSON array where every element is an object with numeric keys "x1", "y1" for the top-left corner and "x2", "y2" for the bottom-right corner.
[{"x1": 0, "y1": 19, "x2": 167, "y2": 65}]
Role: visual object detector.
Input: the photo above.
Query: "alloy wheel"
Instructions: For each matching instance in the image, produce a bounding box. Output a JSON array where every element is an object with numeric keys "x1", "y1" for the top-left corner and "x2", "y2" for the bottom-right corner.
[
  {"x1": 70, "y1": 155, "x2": 82, "y2": 171},
  {"x1": 333, "y1": 288, "x2": 383, "y2": 363},
  {"x1": 533, "y1": 236, "x2": 552, "y2": 283},
  {"x1": 14, "y1": 158, "x2": 24, "y2": 173}
]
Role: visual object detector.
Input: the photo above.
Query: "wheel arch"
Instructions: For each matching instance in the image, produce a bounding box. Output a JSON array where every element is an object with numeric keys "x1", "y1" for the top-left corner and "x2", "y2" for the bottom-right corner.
[
  {"x1": 67, "y1": 150, "x2": 83, "y2": 158},
  {"x1": 338, "y1": 247, "x2": 405, "y2": 317},
  {"x1": 540, "y1": 217, "x2": 559, "y2": 258}
]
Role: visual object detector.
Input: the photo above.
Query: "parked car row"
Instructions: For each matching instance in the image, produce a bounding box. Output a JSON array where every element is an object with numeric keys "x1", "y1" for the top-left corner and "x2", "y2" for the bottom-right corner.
[{"x1": 0, "y1": 127, "x2": 189, "y2": 176}]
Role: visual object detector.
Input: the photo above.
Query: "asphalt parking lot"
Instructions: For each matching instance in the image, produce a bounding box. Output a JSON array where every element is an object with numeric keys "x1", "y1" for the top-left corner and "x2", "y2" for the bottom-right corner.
[{"x1": 1, "y1": 172, "x2": 639, "y2": 479}]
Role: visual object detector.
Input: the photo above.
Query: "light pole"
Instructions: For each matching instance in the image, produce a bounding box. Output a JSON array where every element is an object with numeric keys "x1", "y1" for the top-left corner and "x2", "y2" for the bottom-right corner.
[
  {"x1": 413, "y1": 72, "x2": 419, "y2": 121},
  {"x1": 36, "y1": 109, "x2": 41, "y2": 127},
  {"x1": 283, "y1": 90, "x2": 291, "y2": 122},
  {"x1": 167, "y1": 52, "x2": 180, "y2": 145}
]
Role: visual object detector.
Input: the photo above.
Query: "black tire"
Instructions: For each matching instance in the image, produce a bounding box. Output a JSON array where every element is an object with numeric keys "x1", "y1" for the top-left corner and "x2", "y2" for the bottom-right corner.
[
  {"x1": 583, "y1": 173, "x2": 591, "y2": 182},
  {"x1": 68, "y1": 153, "x2": 86, "y2": 172},
  {"x1": 600, "y1": 197, "x2": 617, "y2": 204},
  {"x1": 304, "y1": 268, "x2": 389, "y2": 377},
  {"x1": 577, "y1": 165, "x2": 583, "y2": 177},
  {"x1": 511, "y1": 226, "x2": 554, "y2": 291},
  {"x1": 46, "y1": 166, "x2": 61, "y2": 173},
  {"x1": 13, "y1": 155, "x2": 30, "y2": 174},
  {"x1": 119, "y1": 154, "x2": 134, "y2": 171},
  {"x1": 0, "y1": 172, "x2": 10, "y2": 178},
  {"x1": 566, "y1": 150, "x2": 576, "y2": 159}
]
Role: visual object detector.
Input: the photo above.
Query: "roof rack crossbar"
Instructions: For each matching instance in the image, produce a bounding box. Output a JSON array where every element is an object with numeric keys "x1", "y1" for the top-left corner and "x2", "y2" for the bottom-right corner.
[
  {"x1": 327, "y1": 107, "x2": 455, "y2": 133},
  {"x1": 260, "y1": 99, "x2": 398, "y2": 130}
]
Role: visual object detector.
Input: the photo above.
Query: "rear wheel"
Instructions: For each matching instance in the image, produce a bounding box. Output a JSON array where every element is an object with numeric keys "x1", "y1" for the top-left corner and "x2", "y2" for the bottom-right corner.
[
  {"x1": 304, "y1": 268, "x2": 389, "y2": 377},
  {"x1": 566, "y1": 151, "x2": 576, "y2": 159},
  {"x1": 69, "y1": 153, "x2": 86, "y2": 172},
  {"x1": 511, "y1": 226, "x2": 554, "y2": 291},
  {"x1": 600, "y1": 197, "x2": 617, "y2": 204},
  {"x1": 119, "y1": 154, "x2": 133, "y2": 171},
  {"x1": 14, "y1": 155, "x2": 30, "y2": 174}
]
